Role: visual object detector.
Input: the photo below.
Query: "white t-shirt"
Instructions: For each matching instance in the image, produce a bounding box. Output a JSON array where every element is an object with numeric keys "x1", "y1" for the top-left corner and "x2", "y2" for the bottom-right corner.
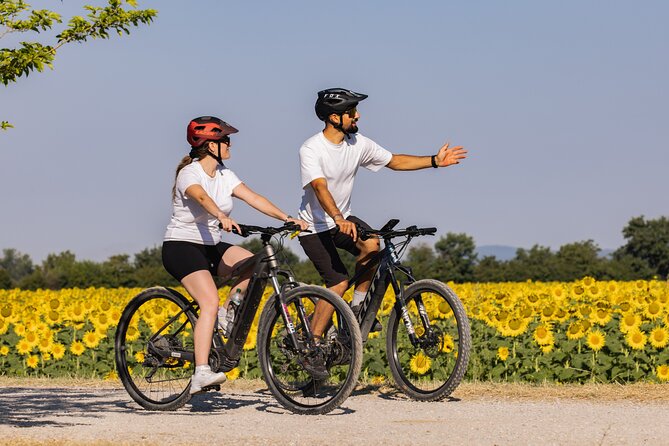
[
  {"x1": 164, "y1": 161, "x2": 242, "y2": 244},
  {"x1": 298, "y1": 132, "x2": 393, "y2": 233}
]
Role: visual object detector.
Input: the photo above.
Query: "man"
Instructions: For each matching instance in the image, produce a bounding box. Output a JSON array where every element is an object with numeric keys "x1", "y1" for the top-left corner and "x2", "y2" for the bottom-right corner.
[{"x1": 297, "y1": 88, "x2": 467, "y2": 337}]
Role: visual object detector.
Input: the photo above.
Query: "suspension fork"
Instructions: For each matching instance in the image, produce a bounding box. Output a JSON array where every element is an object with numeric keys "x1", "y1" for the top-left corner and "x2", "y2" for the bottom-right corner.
[
  {"x1": 270, "y1": 273, "x2": 313, "y2": 353},
  {"x1": 390, "y1": 266, "x2": 431, "y2": 346}
]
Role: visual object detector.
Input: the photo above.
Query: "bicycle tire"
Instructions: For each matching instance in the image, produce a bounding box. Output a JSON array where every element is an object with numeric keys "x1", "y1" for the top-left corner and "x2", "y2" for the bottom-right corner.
[
  {"x1": 115, "y1": 287, "x2": 198, "y2": 411},
  {"x1": 257, "y1": 285, "x2": 363, "y2": 415},
  {"x1": 386, "y1": 279, "x2": 471, "y2": 401}
]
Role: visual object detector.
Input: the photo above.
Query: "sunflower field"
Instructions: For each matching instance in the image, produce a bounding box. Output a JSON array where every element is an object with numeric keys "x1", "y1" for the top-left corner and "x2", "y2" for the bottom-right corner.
[{"x1": 1, "y1": 277, "x2": 668, "y2": 384}]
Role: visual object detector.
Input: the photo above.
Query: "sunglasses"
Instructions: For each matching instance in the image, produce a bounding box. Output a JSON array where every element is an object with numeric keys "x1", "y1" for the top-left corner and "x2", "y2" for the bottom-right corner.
[
  {"x1": 344, "y1": 107, "x2": 357, "y2": 117},
  {"x1": 218, "y1": 135, "x2": 231, "y2": 145}
]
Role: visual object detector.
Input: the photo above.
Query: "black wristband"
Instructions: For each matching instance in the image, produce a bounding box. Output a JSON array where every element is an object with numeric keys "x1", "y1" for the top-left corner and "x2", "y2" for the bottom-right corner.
[{"x1": 431, "y1": 155, "x2": 438, "y2": 168}]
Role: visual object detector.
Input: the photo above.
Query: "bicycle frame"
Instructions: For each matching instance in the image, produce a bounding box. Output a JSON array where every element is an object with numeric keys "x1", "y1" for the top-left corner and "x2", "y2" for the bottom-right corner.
[
  {"x1": 348, "y1": 238, "x2": 419, "y2": 341},
  {"x1": 163, "y1": 232, "x2": 311, "y2": 373}
]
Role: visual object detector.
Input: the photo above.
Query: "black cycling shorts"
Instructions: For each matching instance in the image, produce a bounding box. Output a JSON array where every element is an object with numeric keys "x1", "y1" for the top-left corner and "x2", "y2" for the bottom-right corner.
[
  {"x1": 162, "y1": 240, "x2": 234, "y2": 282},
  {"x1": 298, "y1": 215, "x2": 372, "y2": 287}
]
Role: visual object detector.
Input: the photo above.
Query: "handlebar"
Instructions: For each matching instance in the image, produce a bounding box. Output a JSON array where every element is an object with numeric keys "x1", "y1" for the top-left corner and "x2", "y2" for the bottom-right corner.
[
  {"x1": 357, "y1": 220, "x2": 437, "y2": 241},
  {"x1": 229, "y1": 222, "x2": 309, "y2": 238}
]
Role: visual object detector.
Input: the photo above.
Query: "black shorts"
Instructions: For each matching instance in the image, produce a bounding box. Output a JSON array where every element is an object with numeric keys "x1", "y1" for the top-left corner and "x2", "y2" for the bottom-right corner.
[
  {"x1": 162, "y1": 240, "x2": 234, "y2": 282},
  {"x1": 298, "y1": 216, "x2": 372, "y2": 287}
]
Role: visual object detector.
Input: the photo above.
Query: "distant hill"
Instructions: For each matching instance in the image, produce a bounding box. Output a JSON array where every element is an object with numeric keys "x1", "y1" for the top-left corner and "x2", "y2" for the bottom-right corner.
[{"x1": 476, "y1": 245, "x2": 615, "y2": 261}]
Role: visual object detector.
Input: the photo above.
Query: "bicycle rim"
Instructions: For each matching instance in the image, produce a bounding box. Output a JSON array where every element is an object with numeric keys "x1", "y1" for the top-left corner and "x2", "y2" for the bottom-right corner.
[
  {"x1": 258, "y1": 286, "x2": 362, "y2": 414},
  {"x1": 115, "y1": 288, "x2": 196, "y2": 410},
  {"x1": 387, "y1": 279, "x2": 471, "y2": 400}
]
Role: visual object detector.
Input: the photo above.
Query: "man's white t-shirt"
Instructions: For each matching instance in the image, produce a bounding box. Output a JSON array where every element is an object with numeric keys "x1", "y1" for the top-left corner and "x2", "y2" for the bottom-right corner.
[
  {"x1": 298, "y1": 132, "x2": 392, "y2": 233},
  {"x1": 164, "y1": 161, "x2": 242, "y2": 244}
]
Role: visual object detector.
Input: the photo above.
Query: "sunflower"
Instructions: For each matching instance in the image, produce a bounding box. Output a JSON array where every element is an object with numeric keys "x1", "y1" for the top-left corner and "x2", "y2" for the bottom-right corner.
[
  {"x1": 16, "y1": 339, "x2": 32, "y2": 355},
  {"x1": 125, "y1": 325, "x2": 141, "y2": 342},
  {"x1": 626, "y1": 329, "x2": 647, "y2": 350},
  {"x1": 37, "y1": 336, "x2": 53, "y2": 353},
  {"x1": 46, "y1": 310, "x2": 61, "y2": 324},
  {"x1": 70, "y1": 340, "x2": 86, "y2": 356},
  {"x1": 225, "y1": 367, "x2": 241, "y2": 381},
  {"x1": 591, "y1": 308, "x2": 612, "y2": 326},
  {"x1": 49, "y1": 298, "x2": 61, "y2": 310},
  {"x1": 370, "y1": 375, "x2": 386, "y2": 386},
  {"x1": 649, "y1": 327, "x2": 669, "y2": 349},
  {"x1": 533, "y1": 324, "x2": 554, "y2": 346},
  {"x1": 0, "y1": 345, "x2": 9, "y2": 356},
  {"x1": 619, "y1": 313, "x2": 641, "y2": 334},
  {"x1": 24, "y1": 331, "x2": 39, "y2": 347},
  {"x1": 104, "y1": 370, "x2": 119, "y2": 381},
  {"x1": 82, "y1": 330, "x2": 101, "y2": 348},
  {"x1": 13, "y1": 323, "x2": 26, "y2": 337},
  {"x1": 441, "y1": 334, "x2": 455, "y2": 353},
  {"x1": 436, "y1": 301, "x2": 454, "y2": 319},
  {"x1": 26, "y1": 355, "x2": 39, "y2": 369},
  {"x1": 134, "y1": 351, "x2": 146, "y2": 363},
  {"x1": 0, "y1": 320, "x2": 8, "y2": 335},
  {"x1": 497, "y1": 346, "x2": 510, "y2": 361},
  {"x1": 566, "y1": 322, "x2": 585, "y2": 340},
  {"x1": 501, "y1": 317, "x2": 530, "y2": 337},
  {"x1": 243, "y1": 329, "x2": 257, "y2": 351},
  {"x1": 645, "y1": 301, "x2": 663, "y2": 320},
  {"x1": 51, "y1": 343, "x2": 66, "y2": 360},
  {"x1": 586, "y1": 330, "x2": 606, "y2": 352},
  {"x1": 657, "y1": 365, "x2": 669, "y2": 382},
  {"x1": 409, "y1": 352, "x2": 431, "y2": 375},
  {"x1": 540, "y1": 344, "x2": 554, "y2": 354}
]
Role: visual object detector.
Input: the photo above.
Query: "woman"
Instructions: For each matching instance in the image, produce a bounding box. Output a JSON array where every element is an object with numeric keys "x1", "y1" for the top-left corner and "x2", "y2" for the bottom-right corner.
[{"x1": 162, "y1": 115, "x2": 307, "y2": 394}]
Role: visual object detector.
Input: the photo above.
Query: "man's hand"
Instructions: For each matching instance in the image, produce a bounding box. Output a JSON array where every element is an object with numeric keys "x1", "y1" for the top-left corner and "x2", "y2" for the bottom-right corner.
[
  {"x1": 435, "y1": 142, "x2": 467, "y2": 167},
  {"x1": 335, "y1": 216, "x2": 357, "y2": 242}
]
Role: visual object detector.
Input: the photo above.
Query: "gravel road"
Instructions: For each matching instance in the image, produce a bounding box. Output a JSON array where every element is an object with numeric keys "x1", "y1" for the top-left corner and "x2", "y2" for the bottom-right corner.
[{"x1": 1, "y1": 383, "x2": 668, "y2": 445}]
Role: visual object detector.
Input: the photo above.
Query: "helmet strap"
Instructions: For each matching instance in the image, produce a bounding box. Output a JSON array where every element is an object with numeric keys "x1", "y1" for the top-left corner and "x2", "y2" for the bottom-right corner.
[
  {"x1": 206, "y1": 141, "x2": 225, "y2": 165},
  {"x1": 328, "y1": 114, "x2": 351, "y2": 140}
]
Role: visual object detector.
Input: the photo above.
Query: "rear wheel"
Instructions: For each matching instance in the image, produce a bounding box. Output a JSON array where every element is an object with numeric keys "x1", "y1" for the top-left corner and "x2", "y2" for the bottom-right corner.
[
  {"x1": 115, "y1": 287, "x2": 197, "y2": 411},
  {"x1": 386, "y1": 279, "x2": 471, "y2": 401},
  {"x1": 257, "y1": 285, "x2": 362, "y2": 415}
]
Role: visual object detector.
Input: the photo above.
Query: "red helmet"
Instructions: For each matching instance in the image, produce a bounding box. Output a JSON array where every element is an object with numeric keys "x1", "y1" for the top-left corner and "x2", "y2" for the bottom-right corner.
[{"x1": 187, "y1": 116, "x2": 238, "y2": 147}]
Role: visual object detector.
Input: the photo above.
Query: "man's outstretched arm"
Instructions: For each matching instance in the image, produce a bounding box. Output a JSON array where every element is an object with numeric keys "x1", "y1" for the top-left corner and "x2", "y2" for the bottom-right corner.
[{"x1": 386, "y1": 142, "x2": 467, "y2": 171}]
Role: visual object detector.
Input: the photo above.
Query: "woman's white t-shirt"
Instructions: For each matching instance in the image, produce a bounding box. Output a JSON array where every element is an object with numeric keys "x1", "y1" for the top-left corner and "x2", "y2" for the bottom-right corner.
[
  {"x1": 164, "y1": 161, "x2": 242, "y2": 245},
  {"x1": 298, "y1": 132, "x2": 392, "y2": 233}
]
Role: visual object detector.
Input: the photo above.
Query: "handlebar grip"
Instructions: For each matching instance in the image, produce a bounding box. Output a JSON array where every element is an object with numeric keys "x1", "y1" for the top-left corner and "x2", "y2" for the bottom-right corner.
[{"x1": 421, "y1": 227, "x2": 437, "y2": 235}]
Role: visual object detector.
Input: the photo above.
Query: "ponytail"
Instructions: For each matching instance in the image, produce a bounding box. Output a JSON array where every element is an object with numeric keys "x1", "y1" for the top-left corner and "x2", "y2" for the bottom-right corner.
[{"x1": 171, "y1": 144, "x2": 211, "y2": 200}]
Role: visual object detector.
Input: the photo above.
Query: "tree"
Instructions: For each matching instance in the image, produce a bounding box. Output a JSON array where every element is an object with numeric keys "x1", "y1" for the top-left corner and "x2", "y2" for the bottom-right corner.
[
  {"x1": 433, "y1": 233, "x2": 478, "y2": 282},
  {"x1": 614, "y1": 215, "x2": 669, "y2": 279},
  {"x1": 0, "y1": 248, "x2": 34, "y2": 284},
  {"x1": 0, "y1": 268, "x2": 11, "y2": 289},
  {"x1": 506, "y1": 245, "x2": 557, "y2": 281},
  {"x1": 1, "y1": 0, "x2": 157, "y2": 129},
  {"x1": 554, "y1": 240, "x2": 604, "y2": 281},
  {"x1": 405, "y1": 243, "x2": 439, "y2": 280}
]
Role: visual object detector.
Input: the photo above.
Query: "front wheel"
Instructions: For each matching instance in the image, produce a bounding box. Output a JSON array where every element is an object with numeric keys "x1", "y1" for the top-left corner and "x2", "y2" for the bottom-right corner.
[
  {"x1": 257, "y1": 285, "x2": 362, "y2": 415},
  {"x1": 114, "y1": 287, "x2": 198, "y2": 411},
  {"x1": 386, "y1": 279, "x2": 471, "y2": 401}
]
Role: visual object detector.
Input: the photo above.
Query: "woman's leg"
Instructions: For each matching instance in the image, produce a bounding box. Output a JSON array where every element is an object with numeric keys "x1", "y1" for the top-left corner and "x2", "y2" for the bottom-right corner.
[
  {"x1": 180, "y1": 270, "x2": 220, "y2": 366},
  {"x1": 217, "y1": 246, "x2": 254, "y2": 307}
]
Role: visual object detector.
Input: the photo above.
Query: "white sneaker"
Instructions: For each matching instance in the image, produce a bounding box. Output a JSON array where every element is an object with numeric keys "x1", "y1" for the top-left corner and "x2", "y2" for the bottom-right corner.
[{"x1": 190, "y1": 368, "x2": 227, "y2": 394}]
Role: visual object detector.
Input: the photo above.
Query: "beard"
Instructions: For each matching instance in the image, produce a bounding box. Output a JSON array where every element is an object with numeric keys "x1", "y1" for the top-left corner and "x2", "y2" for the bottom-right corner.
[{"x1": 347, "y1": 120, "x2": 360, "y2": 134}]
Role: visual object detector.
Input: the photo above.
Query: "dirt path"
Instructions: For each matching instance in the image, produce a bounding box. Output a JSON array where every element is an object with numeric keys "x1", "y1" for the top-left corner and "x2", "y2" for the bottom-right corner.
[{"x1": 1, "y1": 380, "x2": 668, "y2": 445}]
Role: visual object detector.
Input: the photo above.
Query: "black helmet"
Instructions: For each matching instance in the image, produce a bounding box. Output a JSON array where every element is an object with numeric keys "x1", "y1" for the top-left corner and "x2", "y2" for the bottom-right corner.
[{"x1": 315, "y1": 88, "x2": 368, "y2": 121}]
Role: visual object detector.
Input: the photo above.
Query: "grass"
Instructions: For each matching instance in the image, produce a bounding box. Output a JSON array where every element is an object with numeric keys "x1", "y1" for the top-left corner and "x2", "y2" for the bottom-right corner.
[{"x1": 1, "y1": 376, "x2": 668, "y2": 401}]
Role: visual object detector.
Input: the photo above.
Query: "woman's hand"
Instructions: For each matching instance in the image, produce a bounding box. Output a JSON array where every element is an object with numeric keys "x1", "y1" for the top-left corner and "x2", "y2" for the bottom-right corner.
[
  {"x1": 218, "y1": 213, "x2": 242, "y2": 234},
  {"x1": 286, "y1": 217, "x2": 309, "y2": 231}
]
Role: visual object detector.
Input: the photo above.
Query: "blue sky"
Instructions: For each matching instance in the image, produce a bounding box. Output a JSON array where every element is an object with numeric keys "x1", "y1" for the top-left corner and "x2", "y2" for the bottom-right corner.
[{"x1": 1, "y1": 1, "x2": 668, "y2": 262}]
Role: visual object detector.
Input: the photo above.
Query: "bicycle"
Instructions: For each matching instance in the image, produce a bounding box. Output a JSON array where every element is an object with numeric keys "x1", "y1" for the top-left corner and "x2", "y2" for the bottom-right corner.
[
  {"x1": 114, "y1": 223, "x2": 362, "y2": 415},
  {"x1": 348, "y1": 218, "x2": 471, "y2": 401}
]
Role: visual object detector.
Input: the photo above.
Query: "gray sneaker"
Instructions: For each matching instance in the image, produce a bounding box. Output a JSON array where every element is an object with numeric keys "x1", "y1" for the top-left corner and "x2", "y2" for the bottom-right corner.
[{"x1": 351, "y1": 304, "x2": 382, "y2": 332}]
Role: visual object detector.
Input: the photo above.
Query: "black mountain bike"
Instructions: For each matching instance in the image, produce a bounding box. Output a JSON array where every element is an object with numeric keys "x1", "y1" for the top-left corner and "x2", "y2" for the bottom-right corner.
[
  {"x1": 352, "y1": 219, "x2": 471, "y2": 400},
  {"x1": 114, "y1": 223, "x2": 362, "y2": 415}
]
